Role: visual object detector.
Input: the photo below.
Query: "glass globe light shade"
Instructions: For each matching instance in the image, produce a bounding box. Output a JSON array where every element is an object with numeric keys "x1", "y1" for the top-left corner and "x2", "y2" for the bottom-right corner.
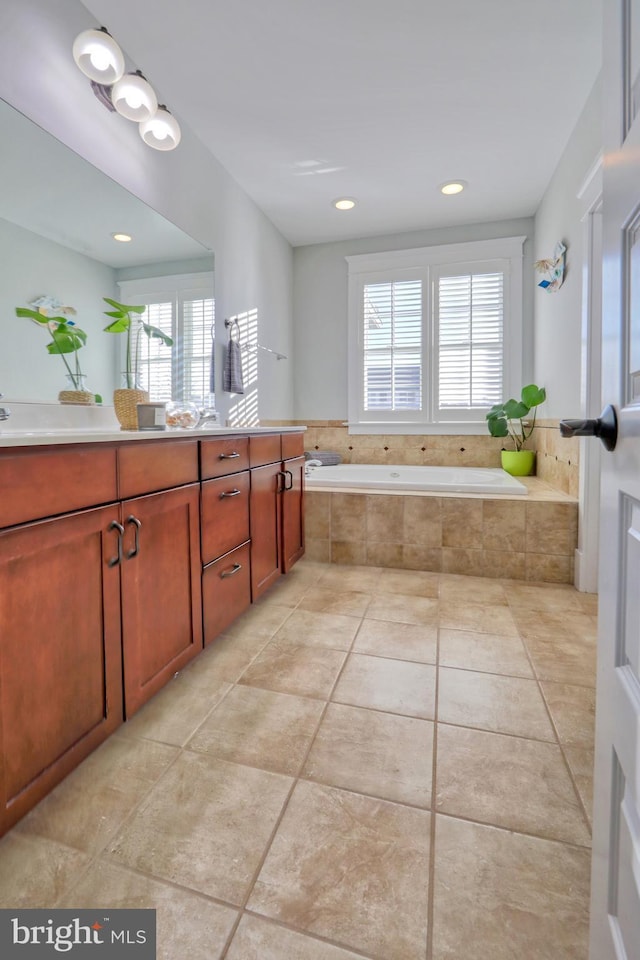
[
  {"x1": 111, "y1": 72, "x2": 158, "y2": 122},
  {"x1": 139, "y1": 106, "x2": 181, "y2": 151},
  {"x1": 72, "y1": 28, "x2": 125, "y2": 85}
]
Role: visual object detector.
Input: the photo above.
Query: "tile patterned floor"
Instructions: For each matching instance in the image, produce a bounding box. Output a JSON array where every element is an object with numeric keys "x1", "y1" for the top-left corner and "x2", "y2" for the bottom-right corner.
[{"x1": 0, "y1": 561, "x2": 597, "y2": 960}]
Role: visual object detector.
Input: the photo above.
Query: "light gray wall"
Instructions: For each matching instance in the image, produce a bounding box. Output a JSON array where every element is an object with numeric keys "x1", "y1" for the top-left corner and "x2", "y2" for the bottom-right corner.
[
  {"x1": 293, "y1": 219, "x2": 535, "y2": 420},
  {"x1": 0, "y1": 0, "x2": 294, "y2": 423},
  {"x1": 533, "y1": 77, "x2": 602, "y2": 419},
  {"x1": 0, "y1": 218, "x2": 118, "y2": 401}
]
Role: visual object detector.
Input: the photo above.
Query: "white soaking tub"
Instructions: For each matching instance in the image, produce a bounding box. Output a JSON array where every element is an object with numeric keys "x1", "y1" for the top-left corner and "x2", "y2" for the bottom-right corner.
[{"x1": 304, "y1": 463, "x2": 527, "y2": 495}]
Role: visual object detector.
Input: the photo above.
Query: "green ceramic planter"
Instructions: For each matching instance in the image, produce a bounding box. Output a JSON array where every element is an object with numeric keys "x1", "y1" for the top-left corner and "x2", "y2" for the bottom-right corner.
[{"x1": 501, "y1": 449, "x2": 536, "y2": 476}]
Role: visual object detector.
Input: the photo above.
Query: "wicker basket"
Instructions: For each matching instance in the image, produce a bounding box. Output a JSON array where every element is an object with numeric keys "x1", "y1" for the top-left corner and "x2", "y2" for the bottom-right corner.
[
  {"x1": 58, "y1": 390, "x2": 95, "y2": 405},
  {"x1": 113, "y1": 388, "x2": 149, "y2": 430}
]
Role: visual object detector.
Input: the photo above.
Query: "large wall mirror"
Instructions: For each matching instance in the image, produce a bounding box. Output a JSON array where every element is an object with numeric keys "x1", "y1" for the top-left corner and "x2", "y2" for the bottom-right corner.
[{"x1": 0, "y1": 99, "x2": 214, "y2": 405}]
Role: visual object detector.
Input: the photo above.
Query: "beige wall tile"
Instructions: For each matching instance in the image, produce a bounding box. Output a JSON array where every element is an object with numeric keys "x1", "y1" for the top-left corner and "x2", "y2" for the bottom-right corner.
[
  {"x1": 402, "y1": 545, "x2": 443, "y2": 571},
  {"x1": 403, "y1": 496, "x2": 442, "y2": 546},
  {"x1": 366, "y1": 494, "x2": 404, "y2": 541},
  {"x1": 482, "y1": 500, "x2": 526, "y2": 552},
  {"x1": 481, "y1": 549, "x2": 526, "y2": 580},
  {"x1": 304, "y1": 492, "x2": 331, "y2": 539},
  {"x1": 526, "y1": 502, "x2": 578, "y2": 555},
  {"x1": 442, "y1": 548, "x2": 486, "y2": 577},
  {"x1": 305, "y1": 539, "x2": 331, "y2": 563},
  {"x1": 366, "y1": 542, "x2": 405, "y2": 567},
  {"x1": 526, "y1": 553, "x2": 574, "y2": 583},
  {"x1": 442, "y1": 499, "x2": 482, "y2": 547},
  {"x1": 331, "y1": 541, "x2": 367, "y2": 565},
  {"x1": 330, "y1": 494, "x2": 366, "y2": 542}
]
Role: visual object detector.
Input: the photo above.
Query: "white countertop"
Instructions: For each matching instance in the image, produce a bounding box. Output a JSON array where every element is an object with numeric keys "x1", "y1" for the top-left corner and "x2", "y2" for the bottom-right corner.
[{"x1": 0, "y1": 425, "x2": 305, "y2": 449}]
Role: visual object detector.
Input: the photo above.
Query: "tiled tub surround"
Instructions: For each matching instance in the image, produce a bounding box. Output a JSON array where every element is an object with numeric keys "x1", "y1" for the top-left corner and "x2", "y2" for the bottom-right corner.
[
  {"x1": 306, "y1": 484, "x2": 578, "y2": 583},
  {"x1": 0, "y1": 560, "x2": 596, "y2": 960},
  {"x1": 264, "y1": 419, "x2": 580, "y2": 499}
]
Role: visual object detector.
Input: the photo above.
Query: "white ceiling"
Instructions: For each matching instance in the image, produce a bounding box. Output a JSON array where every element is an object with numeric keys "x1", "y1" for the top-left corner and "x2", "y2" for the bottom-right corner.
[{"x1": 81, "y1": 0, "x2": 603, "y2": 247}]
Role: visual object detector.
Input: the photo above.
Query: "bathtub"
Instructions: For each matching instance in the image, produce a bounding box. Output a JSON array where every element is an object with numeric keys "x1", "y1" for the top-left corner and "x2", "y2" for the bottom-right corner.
[{"x1": 304, "y1": 463, "x2": 527, "y2": 495}]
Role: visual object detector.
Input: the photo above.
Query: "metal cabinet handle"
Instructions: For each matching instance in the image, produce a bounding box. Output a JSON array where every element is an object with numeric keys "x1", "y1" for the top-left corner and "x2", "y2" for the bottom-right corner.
[
  {"x1": 284, "y1": 469, "x2": 294, "y2": 491},
  {"x1": 276, "y1": 470, "x2": 287, "y2": 493},
  {"x1": 220, "y1": 562, "x2": 242, "y2": 579},
  {"x1": 219, "y1": 488, "x2": 242, "y2": 499},
  {"x1": 108, "y1": 520, "x2": 125, "y2": 567},
  {"x1": 219, "y1": 451, "x2": 240, "y2": 460},
  {"x1": 126, "y1": 515, "x2": 142, "y2": 559}
]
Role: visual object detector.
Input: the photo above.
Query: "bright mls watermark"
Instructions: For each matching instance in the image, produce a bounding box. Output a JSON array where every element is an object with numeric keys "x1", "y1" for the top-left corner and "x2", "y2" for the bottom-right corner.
[{"x1": 0, "y1": 909, "x2": 156, "y2": 957}]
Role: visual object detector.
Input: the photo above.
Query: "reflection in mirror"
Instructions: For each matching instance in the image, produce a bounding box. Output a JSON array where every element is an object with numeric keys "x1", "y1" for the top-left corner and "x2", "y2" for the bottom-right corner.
[{"x1": 0, "y1": 99, "x2": 214, "y2": 405}]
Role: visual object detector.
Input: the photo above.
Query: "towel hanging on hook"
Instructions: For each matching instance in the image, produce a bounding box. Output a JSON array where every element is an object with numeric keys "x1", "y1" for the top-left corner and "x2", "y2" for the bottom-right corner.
[{"x1": 222, "y1": 318, "x2": 244, "y2": 394}]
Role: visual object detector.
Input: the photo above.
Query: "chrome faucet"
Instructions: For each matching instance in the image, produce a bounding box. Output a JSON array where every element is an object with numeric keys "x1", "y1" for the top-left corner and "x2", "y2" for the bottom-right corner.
[
  {"x1": 0, "y1": 393, "x2": 10, "y2": 421},
  {"x1": 196, "y1": 406, "x2": 220, "y2": 428}
]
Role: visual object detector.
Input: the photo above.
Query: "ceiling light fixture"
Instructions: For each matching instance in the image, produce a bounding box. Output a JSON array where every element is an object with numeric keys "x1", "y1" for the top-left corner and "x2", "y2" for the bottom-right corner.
[
  {"x1": 333, "y1": 198, "x2": 356, "y2": 211},
  {"x1": 139, "y1": 106, "x2": 181, "y2": 151},
  {"x1": 439, "y1": 180, "x2": 467, "y2": 196},
  {"x1": 112, "y1": 232, "x2": 132, "y2": 242},
  {"x1": 72, "y1": 27, "x2": 125, "y2": 85},
  {"x1": 111, "y1": 71, "x2": 158, "y2": 123},
  {"x1": 73, "y1": 27, "x2": 181, "y2": 151}
]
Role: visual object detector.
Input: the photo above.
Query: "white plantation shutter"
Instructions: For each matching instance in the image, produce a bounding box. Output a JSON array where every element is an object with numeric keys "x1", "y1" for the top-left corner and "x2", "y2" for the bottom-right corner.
[
  {"x1": 347, "y1": 238, "x2": 523, "y2": 431},
  {"x1": 119, "y1": 274, "x2": 214, "y2": 403},
  {"x1": 435, "y1": 264, "x2": 505, "y2": 413},
  {"x1": 363, "y1": 280, "x2": 422, "y2": 413}
]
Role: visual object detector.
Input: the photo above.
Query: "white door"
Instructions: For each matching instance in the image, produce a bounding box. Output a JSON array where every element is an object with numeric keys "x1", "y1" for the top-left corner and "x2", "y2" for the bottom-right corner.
[{"x1": 589, "y1": 3, "x2": 640, "y2": 958}]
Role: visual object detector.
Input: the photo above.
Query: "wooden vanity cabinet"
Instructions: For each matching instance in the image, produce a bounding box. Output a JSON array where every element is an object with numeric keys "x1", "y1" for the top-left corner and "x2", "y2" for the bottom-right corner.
[
  {"x1": 0, "y1": 444, "x2": 123, "y2": 836},
  {"x1": 249, "y1": 432, "x2": 306, "y2": 600},
  {"x1": 200, "y1": 437, "x2": 252, "y2": 645}
]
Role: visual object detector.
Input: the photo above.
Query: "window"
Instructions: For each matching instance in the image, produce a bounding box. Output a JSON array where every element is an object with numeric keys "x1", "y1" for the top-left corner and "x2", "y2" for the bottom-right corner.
[
  {"x1": 347, "y1": 237, "x2": 525, "y2": 433},
  {"x1": 117, "y1": 273, "x2": 214, "y2": 402}
]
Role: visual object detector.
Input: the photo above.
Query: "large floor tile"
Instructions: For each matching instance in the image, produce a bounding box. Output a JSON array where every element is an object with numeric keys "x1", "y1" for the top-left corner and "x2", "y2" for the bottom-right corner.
[
  {"x1": 333, "y1": 654, "x2": 436, "y2": 719},
  {"x1": 303, "y1": 702, "x2": 433, "y2": 806},
  {"x1": 60, "y1": 860, "x2": 238, "y2": 960},
  {"x1": 297, "y1": 586, "x2": 372, "y2": 618},
  {"x1": 239, "y1": 641, "x2": 348, "y2": 699},
  {"x1": 438, "y1": 601, "x2": 518, "y2": 636},
  {"x1": 318, "y1": 565, "x2": 383, "y2": 593},
  {"x1": 0, "y1": 833, "x2": 89, "y2": 908},
  {"x1": 439, "y1": 575, "x2": 508, "y2": 605},
  {"x1": 504, "y1": 582, "x2": 586, "y2": 613},
  {"x1": 225, "y1": 603, "x2": 295, "y2": 641},
  {"x1": 119, "y1": 671, "x2": 232, "y2": 746},
  {"x1": 226, "y1": 914, "x2": 368, "y2": 960},
  {"x1": 353, "y1": 618, "x2": 437, "y2": 663},
  {"x1": 437, "y1": 667, "x2": 554, "y2": 740},
  {"x1": 564, "y1": 744, "x2": 595, "y2": 824},
  {"x1": 523, "y1": 635, "x2": 597, "y2": 687},
  {"x1": 187, "y1": 631, "x2": 272, "y2": 684},
  {"x1": 377, "y1": 568, "x2": 440, "y2": 598},
  {"x1": 15, "y1": 737, "x2": 178, "y2": 854},
  {"x1": 513, "y1": 609, "x2": 597, "y2": 644},
  {"x1": 248, "y1": 780, "x2": 430, "y2": 960},
  {"x1": 107, "y1": 752, "x2": 292, "y2": 904},
  {"x1": 187, "y1": 685, "x2": 324, "y2": 776},
  {"x1": 432, "y1": 815, "x2": 590, "y2": 960},
  {"x1": 540, "y1": 681, "x2": 596, "y2": 746},
  {"x1": 365, "y1": 593, "x2": 439, "y2": 626},
  {"x1": 438, "y1": 628, "x2": 533, "y2": 678},
  {"x1": 435, "y1": 725, "x2": 591, "y2": 846},
  {"x1": 271, "y1": 608, "x2": 360, "y2": 650}
]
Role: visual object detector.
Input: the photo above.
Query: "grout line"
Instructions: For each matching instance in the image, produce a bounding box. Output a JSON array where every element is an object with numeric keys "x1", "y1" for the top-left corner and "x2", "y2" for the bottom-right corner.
[
  {"x1": 433, "y1": 808, "x2": 593, "y2": 851},
  {"x1": 425, "y1": 626, "x2": 441, "y2": 960}
]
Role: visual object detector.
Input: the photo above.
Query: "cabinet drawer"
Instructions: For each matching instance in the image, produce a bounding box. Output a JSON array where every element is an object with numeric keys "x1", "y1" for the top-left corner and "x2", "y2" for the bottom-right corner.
[
  {"x1": 200, "y1": 437, "x2": 249, "y2": 479},
  {"x1": 202, "y1": 542, "x2": 251, "y2": 644},
  {"x1": 281, "y1": 432, "x2": 305, "y2": 460},
  {"x1": 249, "y1": 433, "x2": 282, "y2": 467},
  {"x1": 0, "y1": 445, "x2": 117, "y2": 528},
  {"x1": 118, "y1": 440, "x2": 198, "y2": 499},
  {"x1": 201, "y1": 471, "x2": 250, "y2": 564}
]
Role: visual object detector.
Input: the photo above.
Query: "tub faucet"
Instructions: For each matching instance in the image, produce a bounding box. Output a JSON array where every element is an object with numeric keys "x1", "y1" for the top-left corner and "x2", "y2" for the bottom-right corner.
[
  {"x1": 0, "y1": 393, "x2": 10, "y2": 421},
  {"x1": 305, "y1": 458, "x2": 323, "y2": 476}
]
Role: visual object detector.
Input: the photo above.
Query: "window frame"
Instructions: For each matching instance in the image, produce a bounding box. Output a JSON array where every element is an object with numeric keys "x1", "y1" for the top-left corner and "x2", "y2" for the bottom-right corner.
[{"x1": 347, "y1": 236, "x2": 525, "y2": 435}]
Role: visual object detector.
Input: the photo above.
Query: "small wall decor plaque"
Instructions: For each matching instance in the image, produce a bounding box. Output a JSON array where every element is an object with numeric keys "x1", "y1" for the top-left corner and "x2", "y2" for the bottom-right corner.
[{"x1": 534, "y1": 241, "x2": 566, "y2": 292}]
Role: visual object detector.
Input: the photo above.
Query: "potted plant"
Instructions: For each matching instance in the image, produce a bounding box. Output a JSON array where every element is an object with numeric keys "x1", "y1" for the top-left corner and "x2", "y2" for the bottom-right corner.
[
  {"x1": 486, "y1": 383, "x2": 546, "y2": 476},
  {"x1": 102, "y1": 297, "x2": 173, "y2": 429},
  {"x1": 15, "y1": 298, "x2": 94, "y2": 404}
]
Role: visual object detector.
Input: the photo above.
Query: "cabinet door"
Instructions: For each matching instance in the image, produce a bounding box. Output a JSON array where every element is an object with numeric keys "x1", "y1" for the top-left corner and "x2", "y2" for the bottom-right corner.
[
  {"x1": 281, "y1": 455, "x2": 305, "y2": 572},
  {"x1": 250, "y1": 461, "x2": 283, "y2": 600},
  {"x1": 201, "y1": 471, "x2": 250, "y2": 564},
  {"x1": 0, "y1": 506, "x2": 123, "y2": 835},
  {"x1": 120, "y1": 483, "x2": 203, "y2": 717},
  {"x1": 202, "y1": 542, "x2": 252, "y2": 644}
]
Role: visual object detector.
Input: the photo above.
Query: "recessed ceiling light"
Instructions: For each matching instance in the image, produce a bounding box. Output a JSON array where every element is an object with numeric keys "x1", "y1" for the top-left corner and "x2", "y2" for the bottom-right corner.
[
  {"x1": 112, "y1": 232, "x2": 132, "y2": 242},
  {"x1": 439, "y1": 180, "x2": 467, "y2": 196},
  {"x1": 333, "y1": 197, "x2": 356, "y2": 210}
]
